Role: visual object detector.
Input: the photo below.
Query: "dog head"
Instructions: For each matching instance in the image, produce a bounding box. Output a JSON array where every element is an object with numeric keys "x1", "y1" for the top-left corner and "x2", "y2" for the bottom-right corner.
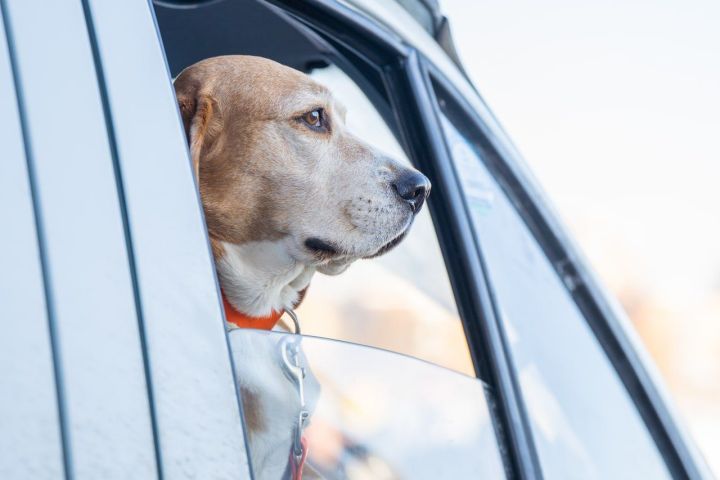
[{"x1": 175, "y1": 55, "x2": 430, "y2": 316}]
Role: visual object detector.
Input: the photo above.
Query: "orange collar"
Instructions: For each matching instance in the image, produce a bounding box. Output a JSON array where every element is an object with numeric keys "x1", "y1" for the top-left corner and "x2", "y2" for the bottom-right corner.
[{"x1": 223, "y1": 294, "x2": 284, "y2": 330}]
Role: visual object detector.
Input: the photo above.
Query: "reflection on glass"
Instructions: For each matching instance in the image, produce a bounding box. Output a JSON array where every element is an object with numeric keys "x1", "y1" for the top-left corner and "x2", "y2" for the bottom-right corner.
[
  {"x1": 439, "y1": 111, "x2": 671, "y2": 479},
  {"x1": 229, "y1": 329, "x2": 505, "y2": 480}
]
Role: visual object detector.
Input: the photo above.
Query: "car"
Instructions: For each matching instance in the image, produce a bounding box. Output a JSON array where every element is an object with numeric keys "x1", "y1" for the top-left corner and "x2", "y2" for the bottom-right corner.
[{"x1": 0, "y1": 0, "x2": 711, "y2": 479}]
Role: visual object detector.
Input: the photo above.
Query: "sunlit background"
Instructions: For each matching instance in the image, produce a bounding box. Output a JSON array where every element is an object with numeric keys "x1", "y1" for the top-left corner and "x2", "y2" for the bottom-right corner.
[{"x1": 443, "y1": 0, "x2": 720, "y2": 472}]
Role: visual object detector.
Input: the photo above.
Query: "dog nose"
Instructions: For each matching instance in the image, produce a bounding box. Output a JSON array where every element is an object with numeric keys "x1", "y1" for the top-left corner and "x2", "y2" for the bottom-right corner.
[{"x1": 391, "y1": 170, "x2": 431, "y2": 213}]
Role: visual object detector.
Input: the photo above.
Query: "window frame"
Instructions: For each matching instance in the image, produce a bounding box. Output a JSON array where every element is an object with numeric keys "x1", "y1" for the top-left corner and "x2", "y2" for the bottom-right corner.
[{"x1": 84, "y1": 1, "x2": 255, "y2": 478}]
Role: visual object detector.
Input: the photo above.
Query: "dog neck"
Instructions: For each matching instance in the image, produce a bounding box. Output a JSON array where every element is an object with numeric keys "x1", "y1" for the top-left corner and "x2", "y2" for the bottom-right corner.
[
  {"x1": 222, "y1": 294, "x2": 284, "y2": 330},
  {"x1": 216, "y1": 239, "x2": 315, "y2": 319}
]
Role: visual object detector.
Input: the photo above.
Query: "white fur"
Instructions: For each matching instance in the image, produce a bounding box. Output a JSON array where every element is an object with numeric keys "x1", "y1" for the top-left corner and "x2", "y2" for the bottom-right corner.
[{"x1": 217, "y1": 238, "x2": 316, "y2": 317}]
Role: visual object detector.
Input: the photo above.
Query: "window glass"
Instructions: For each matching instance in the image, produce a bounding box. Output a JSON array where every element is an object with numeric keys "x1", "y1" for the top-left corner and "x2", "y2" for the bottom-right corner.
[
  {"x1": 229, "y1": 329, "x2": 506, "y2": 479},
  {"x1": 293, "y1": 65, "x2": 474, "y2": 376},
  {"x1": 438, "y1": 107, "x2": 671, "y2": 479}
]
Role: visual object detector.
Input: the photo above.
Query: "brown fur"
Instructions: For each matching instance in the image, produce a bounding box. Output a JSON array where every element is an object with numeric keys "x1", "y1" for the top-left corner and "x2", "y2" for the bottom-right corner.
[
  {"x1": 239, "y1": 386, "x2": 266, "y2": 434},
  {"x1": 175, "y1": 56, "x2": 331, "y2": 255}
]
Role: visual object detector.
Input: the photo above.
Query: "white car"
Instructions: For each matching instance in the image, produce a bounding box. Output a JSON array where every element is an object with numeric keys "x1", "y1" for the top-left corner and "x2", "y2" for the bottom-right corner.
[{"x1": 0, "y1": 0, "x2": 710, "y2": 478}]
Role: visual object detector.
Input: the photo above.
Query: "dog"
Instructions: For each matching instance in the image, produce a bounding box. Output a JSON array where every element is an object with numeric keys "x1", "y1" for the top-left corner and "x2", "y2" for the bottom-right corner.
[{"x1": 174, "y1": 55, "x2": 430, "y2": 478}]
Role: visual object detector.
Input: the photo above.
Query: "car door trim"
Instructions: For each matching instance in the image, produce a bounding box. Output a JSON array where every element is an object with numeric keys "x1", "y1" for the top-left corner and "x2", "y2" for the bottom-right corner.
[{"x1": 0, "y1": 3, "x2": 70, "y2": 477}]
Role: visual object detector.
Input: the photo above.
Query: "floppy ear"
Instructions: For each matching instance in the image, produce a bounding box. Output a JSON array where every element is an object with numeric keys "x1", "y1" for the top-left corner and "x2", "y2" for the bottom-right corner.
[{"x1": 177, "y1": 93, "x2": 222, "y2": 182}]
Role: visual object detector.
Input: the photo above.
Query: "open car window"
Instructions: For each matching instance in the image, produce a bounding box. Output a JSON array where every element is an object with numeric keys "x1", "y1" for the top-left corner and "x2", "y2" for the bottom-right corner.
[{"x1": 229, "y1": 329, "x2": 506, "y2": 479}]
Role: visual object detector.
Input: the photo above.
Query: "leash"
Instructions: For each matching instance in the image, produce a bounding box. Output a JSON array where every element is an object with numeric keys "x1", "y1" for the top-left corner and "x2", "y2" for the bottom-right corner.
[
  {"x1": 280, "y1": 310, "x2": 309, "y2": 480},
  {"x1": 290, "y1": 436, "x2": 309, "y2": 480}
]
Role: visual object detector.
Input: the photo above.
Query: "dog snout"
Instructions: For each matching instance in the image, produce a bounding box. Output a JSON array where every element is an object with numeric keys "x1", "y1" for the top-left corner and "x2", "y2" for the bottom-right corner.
[{"x1": 391, "y1": 170, "x2": 431, "y2": 214}]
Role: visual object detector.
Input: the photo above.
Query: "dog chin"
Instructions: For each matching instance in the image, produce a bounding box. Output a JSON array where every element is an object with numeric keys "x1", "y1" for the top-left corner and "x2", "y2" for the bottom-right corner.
[
  {"x1": 362, "y1": 227, "x2": 410, "y2": 259},
  {"x1": 362, "y1": 210, "x2": 415, "y2": 258},
  {"x1": 316, "y1": 260, "x2": 352, "y2": 276}
]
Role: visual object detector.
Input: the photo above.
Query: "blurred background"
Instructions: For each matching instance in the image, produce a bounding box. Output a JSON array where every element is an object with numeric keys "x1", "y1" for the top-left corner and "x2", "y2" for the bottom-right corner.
[{"x1": 442, "y1": 0, "x2": 720, "y2": 472}]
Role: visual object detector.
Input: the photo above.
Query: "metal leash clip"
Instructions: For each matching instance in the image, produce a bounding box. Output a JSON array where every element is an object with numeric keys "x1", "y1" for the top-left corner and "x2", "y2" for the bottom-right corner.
[
  {"x1": 280, "y1": 309, "x2": 309, "y2": 476},
  {"x1": 284, "y1": 308, "x2": 301, "y2": 335}
]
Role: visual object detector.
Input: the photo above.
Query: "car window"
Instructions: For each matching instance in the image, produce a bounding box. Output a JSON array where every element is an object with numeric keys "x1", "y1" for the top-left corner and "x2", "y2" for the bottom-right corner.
[
  {"x1": 229, "y1": 329, "x2": 506, "y2": 479},
  {"x1": 293, "y1": 65, "x2": 474, "y2": 376},
  {"x1": 437, "y1": 102, "x2": 671, "y2": 479}
]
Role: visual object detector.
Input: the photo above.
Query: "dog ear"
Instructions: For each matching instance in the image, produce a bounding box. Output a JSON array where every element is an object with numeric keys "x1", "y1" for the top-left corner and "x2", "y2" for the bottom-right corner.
[{"x1": 177, "y1": 92, "x2": 222, "y2": 182}]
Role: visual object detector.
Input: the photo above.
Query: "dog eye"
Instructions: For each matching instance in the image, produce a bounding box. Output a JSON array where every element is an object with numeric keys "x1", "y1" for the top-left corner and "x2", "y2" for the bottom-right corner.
[{"x1": 299, "y1": 108, "x2": 327, "y2": 131}]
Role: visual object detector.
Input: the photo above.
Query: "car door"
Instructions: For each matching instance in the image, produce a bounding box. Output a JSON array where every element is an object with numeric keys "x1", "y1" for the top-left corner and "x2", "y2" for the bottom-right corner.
[
  {"x1": 0, "y1": 1, "x2": 158, "y2": 477},
  {"x1": 0, "y1": 0, "x2": 252, "y2": 478}
]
